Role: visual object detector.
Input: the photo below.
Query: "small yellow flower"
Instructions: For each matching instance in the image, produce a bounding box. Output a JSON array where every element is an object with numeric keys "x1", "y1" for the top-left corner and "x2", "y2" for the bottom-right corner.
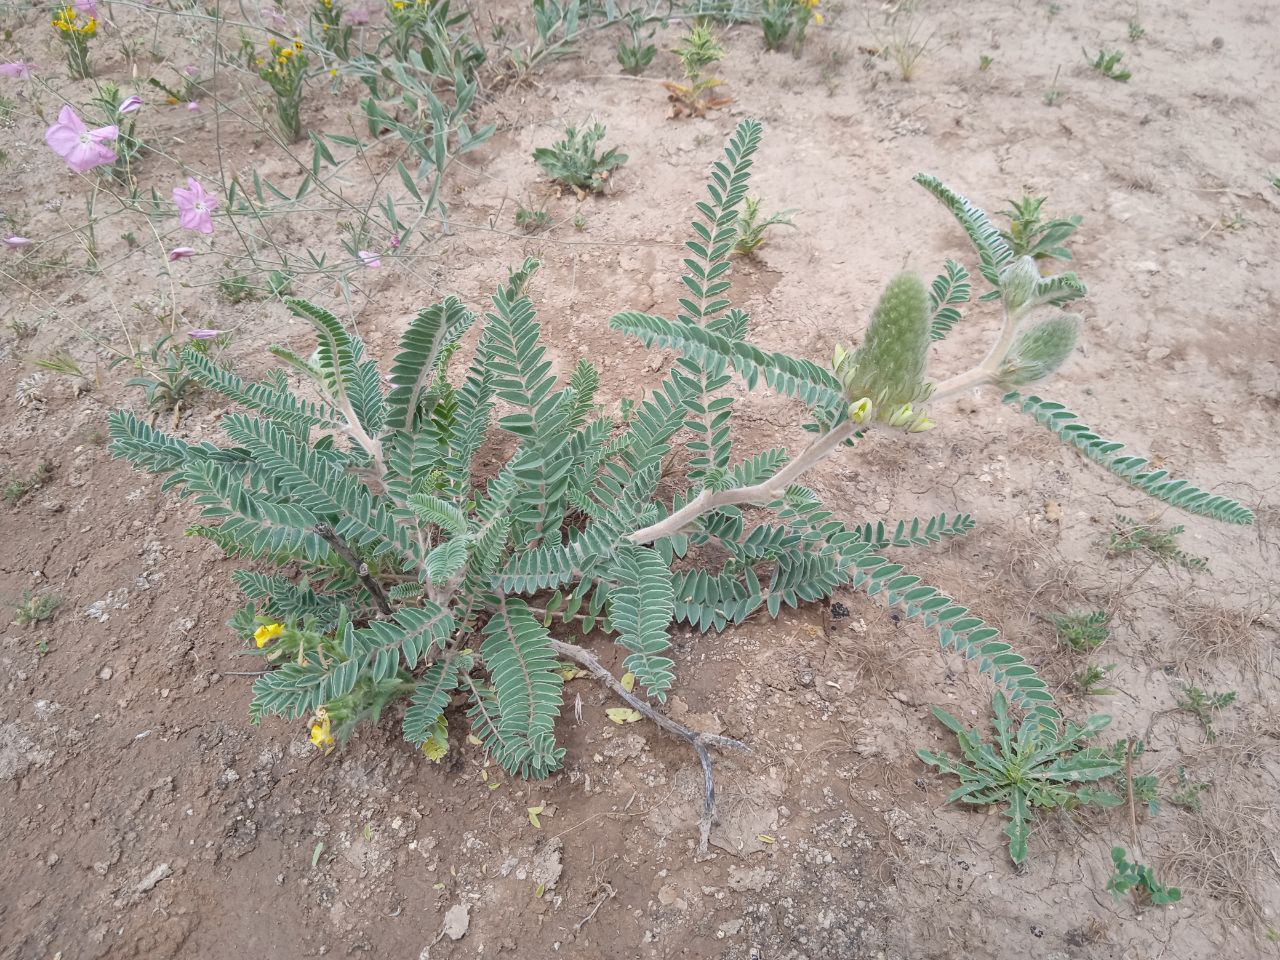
[
  {"x1": 329, "y1": 67, "x2": 337, "y2": 76},
  {"x1": 848, "y1": 397, "x2": 873, "y2": 424},
  {"x1": 814, "y1": 12, "x2": 824, "y2": 24},
  {"x1": 309, "y1": 707, "x2": 335, "y2": 753},
  {"x1": 293, "y1": 39, "x2": 304, "y2": 50},
  {"x1": 268, "y1": 36, "x2": 278, "y2": 46},
  {"x1": 254, "y1": 622, "x2": 285, "y2": 648}
]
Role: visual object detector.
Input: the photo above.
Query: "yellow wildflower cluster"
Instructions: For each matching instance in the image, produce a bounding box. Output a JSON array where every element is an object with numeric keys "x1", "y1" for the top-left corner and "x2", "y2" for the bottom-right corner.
[
  {"x1": 310, "y1": 706, "x2": 335, "y2": 753},
  {"x1": 262, "y1": 38, "x2": 307, "y2": 82},
  {"x1": 254, "y1": 622, "x2": 285, "y2": 648},
  {"x1": 52, "y1": 6, "x2": 97, "y2": 35},
  {"x1": 799, "y1": 0, "x2": 823, "y2": 24}
]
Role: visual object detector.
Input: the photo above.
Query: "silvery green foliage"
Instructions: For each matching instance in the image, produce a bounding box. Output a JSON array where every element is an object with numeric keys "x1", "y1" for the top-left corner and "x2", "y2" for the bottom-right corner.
[
  {"x1": 917, "y1": 693, "x2": 1124, "y2": 865},
  {"x1": 109, "y1": 121, "x2": 1253, "y2": 783}
]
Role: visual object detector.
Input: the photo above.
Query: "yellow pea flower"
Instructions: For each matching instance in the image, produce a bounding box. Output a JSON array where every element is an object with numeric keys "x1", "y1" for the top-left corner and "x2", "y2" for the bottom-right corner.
[
  {"x1": 309, "y1": 707, "x2": 335, "y2": 753},
  {"x1": 254, "y1": 622, "x2": 285, "y2": 647}
]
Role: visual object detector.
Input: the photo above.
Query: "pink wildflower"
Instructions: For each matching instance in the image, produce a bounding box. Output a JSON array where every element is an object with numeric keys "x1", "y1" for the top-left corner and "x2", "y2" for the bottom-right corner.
[
  {"x1": 358, "y1": 250, "x2": 381, "y2": 268},
  {"x1": 0, "y1": 63, "x2": 35, "y2": 80},
  {"x1": 45, "y1": 105, "x2": 117, "y2": 173},
  {"x1": 173, "y1": 178, "x2": 219, "y2": 234},
  {"x1": 119, "y1": 95, "x2": 143, "y2": 114},
  {"x1": 168, "y1": 246, "x2": 197, "y2": 261},
  {"x1": 186, "y1": 101, "x2": 201, "y2": 112},
  {"x1": 388, "y1": 233, "x2": 400, "y2": 250},
  {"x1": 188, "y1": 328, "x2": 225, "y2": 339},
  {"x1": 4, "y1": 236, "x2": 32, "y2": 250},
  {"x1": 73, "y1": 0, "x2": 97, "y2": 15}
]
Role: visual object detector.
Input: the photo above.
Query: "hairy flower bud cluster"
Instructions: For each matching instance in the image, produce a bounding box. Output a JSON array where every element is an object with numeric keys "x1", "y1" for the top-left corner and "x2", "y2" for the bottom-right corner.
[{"x1": 833, "y1": 273, "x2": 935, "y2": 432}]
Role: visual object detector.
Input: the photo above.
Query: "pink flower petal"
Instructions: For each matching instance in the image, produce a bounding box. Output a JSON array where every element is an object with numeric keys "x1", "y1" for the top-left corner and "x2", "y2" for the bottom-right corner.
[
  {"x1": 186, "y1": 101, "x2": 201, "y2": 112},
  {"x1": 89, "y1": 123, "x2": 119, "y2": 143},
  {"x1": 168, "y1": 246, "x2": 197, "y2": 261},
  {"x1": 358, "y1": 250, "x2": 381, "y2": 268},
  {"x1": 188, "y1": 328, "x2": 225, "y2": 339},
  {"x1": 119, "y1": 96, "x2": 143, "y2": 114},
  {"x1": 73, "y1": 0, "x2": 98, "y2": 15},
  {"x1": 0, "y1": 62, "x2": 35, "y2": 79},
  {"x1": 4, "y1": 236, "x2": 32, "y2": 250}
]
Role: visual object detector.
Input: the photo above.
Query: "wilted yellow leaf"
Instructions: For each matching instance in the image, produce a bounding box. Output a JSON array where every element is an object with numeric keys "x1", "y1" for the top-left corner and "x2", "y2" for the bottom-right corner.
[
  {"x1": 528, "y1": 804, "x2": 545, "y2": 829},
  {"x1": 466, "y1": 734, "x2": 483, "y2": 746},
  {"x1": 421, "y1": 715, "x2": 449, "y2": 762},
  {"x1": 606, "y1": 707, "x2": 643, "y2": 724},
  {"x1": 621, "y1": 671, "x2": 636, "y2": 693},
  {"x1": 557, "y1": 666, "x2": 582, "y2": 681},
  {"x1": 757, "y1": 834, "x2": 776, "y2": 844}
]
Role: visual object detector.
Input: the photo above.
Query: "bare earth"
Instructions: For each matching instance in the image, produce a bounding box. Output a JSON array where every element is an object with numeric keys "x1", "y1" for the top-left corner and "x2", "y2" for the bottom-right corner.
[{"x1": 2, "y1": 1, "x2": 1279, "y2": 958}]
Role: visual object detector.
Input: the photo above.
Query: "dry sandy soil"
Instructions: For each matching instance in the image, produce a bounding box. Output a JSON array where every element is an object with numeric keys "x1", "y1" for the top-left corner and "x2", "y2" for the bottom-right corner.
[{"x1": 3, "y1": 0, "x2": 1280, "y2": 957}]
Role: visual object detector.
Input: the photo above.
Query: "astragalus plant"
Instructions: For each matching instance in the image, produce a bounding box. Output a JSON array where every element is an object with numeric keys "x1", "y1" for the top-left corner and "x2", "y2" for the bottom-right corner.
[{"x1": 109, "y1": 120, "x2": 1252, "y2": 851}]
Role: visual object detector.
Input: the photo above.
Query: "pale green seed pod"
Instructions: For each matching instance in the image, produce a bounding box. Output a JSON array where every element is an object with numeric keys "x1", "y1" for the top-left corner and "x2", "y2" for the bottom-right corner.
[
  {"x1": 999, "y1": 255, "x2": 1041, "y2": 315},
  {"x1": 997, "y1": 312, "x2": 1082, "y2": 386},
  {"x1": 855, "y1": 272, "x2": 931, "y2": 408}
]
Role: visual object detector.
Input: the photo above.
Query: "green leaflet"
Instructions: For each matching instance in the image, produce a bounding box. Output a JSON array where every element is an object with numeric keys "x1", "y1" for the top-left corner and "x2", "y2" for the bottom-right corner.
[
  {"x1": 384, "y1": 296, "x2": 474, "y2": 433},
  {"x1": 927, "y1": 259, "x2": 971, "y2": 341},
  {"x1": 475, "y1": 598, "x2": 564, "y2": 778},
  {"x1": 610, "y1": 311, "x2": 846, "y2": 421},
  {"x1": 1006, "y1": 393, "x2": 1255, "y2": 525},
  {"x1": 607, "y1": 544, "x2": 676, "y2": 701},
  {"x1": 403, "y1": 652, "x2": 473, "y2": 745}
]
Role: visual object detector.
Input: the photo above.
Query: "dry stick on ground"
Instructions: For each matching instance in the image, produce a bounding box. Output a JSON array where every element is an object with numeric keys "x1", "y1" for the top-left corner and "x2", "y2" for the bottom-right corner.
[
  {"x1": 549, "y1": 638, "x2": 749, "y2": 854},
  {"x1": 313, "y1": 522, "x2": 393, "y2": 616}
]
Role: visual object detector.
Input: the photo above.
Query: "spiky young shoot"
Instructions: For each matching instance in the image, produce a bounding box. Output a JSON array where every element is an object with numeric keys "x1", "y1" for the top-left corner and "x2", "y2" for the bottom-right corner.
[{"x1": 109, "y1": 121, "x2": 1253, "y2": 853}]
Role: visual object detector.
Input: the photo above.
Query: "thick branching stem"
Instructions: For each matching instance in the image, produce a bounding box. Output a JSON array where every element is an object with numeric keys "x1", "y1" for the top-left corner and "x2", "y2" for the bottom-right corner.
[
  {"x1": 627, "y1": 420, "x2": 860, "y2": 544},
  {"x1": 314, "y1": 523, "x2": 393, "y2": 615},
  {"x1": 549, "y1": 638, "x2": 749, "y2": 854}
]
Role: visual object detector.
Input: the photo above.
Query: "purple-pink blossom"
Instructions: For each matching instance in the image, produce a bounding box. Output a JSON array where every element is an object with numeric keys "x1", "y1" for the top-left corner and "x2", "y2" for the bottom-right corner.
[
  {"x1": 173, "y1": 178, "x2": 219, "y2": 234},
  {"x1": 73, "y1": 0, "x2": 97, "y2": 15},
  {"x1": 0, "y1": 62, "x2": 35, "y2": 79},
  {"x1": 186, "y1": 101, "x2": 201, "y2": 112},
  {"x1": 119, "y1": 95, "x2": 143, "y2": 114},
  {"x1": 188, "y1": 328, "x2": 225, "y2": 340},
  {"x1": 45, "y1": 105, "x2": 118, "y2": 173},
  {"x1": 168, "y1": 246, "x2": 197, "y2": 261},
  {"x1": 3, "y1": 236, "x2": 32, "y2": 250},
  {"x1": 388, "y1": 233, "x2": 401, "y2": 250},
  {"x1": 358, "y1": 250, "x2": 381, "y2": 268}
]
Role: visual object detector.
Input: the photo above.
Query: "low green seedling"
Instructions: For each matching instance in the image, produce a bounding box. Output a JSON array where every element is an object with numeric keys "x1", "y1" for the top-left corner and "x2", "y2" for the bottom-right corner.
[
  {"x1": 515, "y1": 205, "x2": 551, "y2": 234},
  {"x1": 1107, "y1": 847, "x2": 1181, "y2": 905},
  {"x1": 533, "y1": 122, "x2": 627, "y2": 195},
  {"x1": 1074, "y1": 662, "x2": 1115, "y2": 696},
  {"x1": 616, "y1": 11, "x2": 656, "y2": 75},
  {"x1": 14, "y1": 590, "x2": 65, "y2": 651},
  {"x1": 733, "y1": 196, "x2": 797, "y2": 255},
  {"x1": 918, "y1": 692, "x2": 1124, "y2": 864},
  {"x1": 1175, "y1": 685, "x2": 1235, "y2": 741},
  {"x1": 978, "y1": 53, "x2": 994, "y2": 71},
  {"x1": 1168, "y1": 767, "x2": 1209, "y2": 813},
  {"x1": 997, "y1": 195, "x2": 1081, "y2": 262},
  {"x1": 1108, "y1": 515, "x2": 1207, "y2": 571},
  {"x1": 3, "y1": 461, "x2": 53, "y2": 507},
  {"x1": 1128, "y1": 20, "x2": 1145, "y2": 41},
  {"x1": 1084, "y1": 47, "x2": 1131, "y2": 81},
  {"x1": 1050, "y1": 609, "x2": 1109, "y2": 651}
]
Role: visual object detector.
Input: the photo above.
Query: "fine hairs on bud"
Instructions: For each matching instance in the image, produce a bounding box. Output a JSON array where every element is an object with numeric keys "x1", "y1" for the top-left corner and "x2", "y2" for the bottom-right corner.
[
  {"x1": 854, "y1": 272, "x2": 932, "y2": 404},
  {"x1": 998, "y1": 312, "x2": 1082, "y2": 386},
  {"x1": 999, "y1": 255, "x2": 1041, "y2": 315}
]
